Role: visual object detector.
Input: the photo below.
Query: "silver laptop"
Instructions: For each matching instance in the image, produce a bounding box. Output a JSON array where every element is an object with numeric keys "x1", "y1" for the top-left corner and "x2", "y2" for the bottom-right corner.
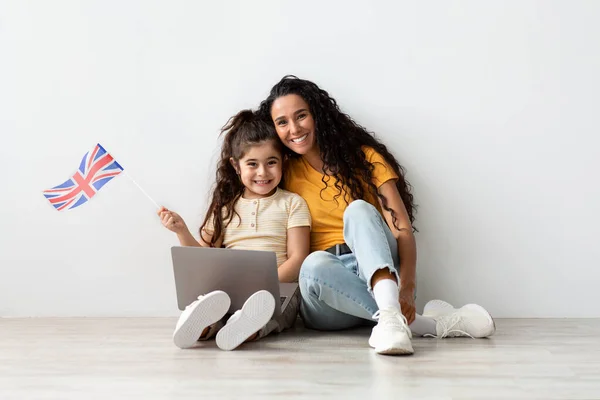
[{"x1": 171, "y1": 246, "x2": 298, "y2": 317}]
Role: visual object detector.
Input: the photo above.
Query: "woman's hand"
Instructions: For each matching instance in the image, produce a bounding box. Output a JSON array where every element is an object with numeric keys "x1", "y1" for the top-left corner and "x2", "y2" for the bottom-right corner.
[
  {"x1": 399, "y1": 287, "x2": 416, "y2": 325},
  {"x1": 157, "y1": 206, "x2": 188, "y2": 235}
]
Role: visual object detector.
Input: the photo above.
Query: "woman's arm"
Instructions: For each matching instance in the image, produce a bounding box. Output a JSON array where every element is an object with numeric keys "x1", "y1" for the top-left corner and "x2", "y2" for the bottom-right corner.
[
  {"x1": 377, "y1": 180, "x2": 417, "y2": 321},
  {"x1": 277, "y1": 226, "x2": 311, "y2": 283}
]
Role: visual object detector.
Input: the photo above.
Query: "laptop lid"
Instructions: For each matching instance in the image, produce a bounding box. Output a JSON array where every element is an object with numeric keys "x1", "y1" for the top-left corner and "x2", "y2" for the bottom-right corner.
[{"x1": 171, "y1": 246, "x2": 283, "y2": 317}]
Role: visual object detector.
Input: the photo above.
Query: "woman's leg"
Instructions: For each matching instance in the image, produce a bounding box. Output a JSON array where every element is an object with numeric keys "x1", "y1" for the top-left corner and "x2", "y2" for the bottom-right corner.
[
  {"x1": 299, "y1": 200, "x2": 436, "y2": 338},
  {"x1": 342, "y1": 200, "x2": 416, "y2": 353},
  {"x1": 343, "y1": 200, "x2": 400, "y2": 290},
  {"x1": 344, "y1": 200, "x2": 494, "y2": 339},
  {"x1": 299, "y1": 251, "x2": 378, "y2": 330}
]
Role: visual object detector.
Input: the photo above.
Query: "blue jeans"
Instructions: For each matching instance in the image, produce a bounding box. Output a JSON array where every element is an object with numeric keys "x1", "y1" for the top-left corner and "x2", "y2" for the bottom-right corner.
[{"x1": 299, "y1": 200, "x2": 401, "y2": 330}]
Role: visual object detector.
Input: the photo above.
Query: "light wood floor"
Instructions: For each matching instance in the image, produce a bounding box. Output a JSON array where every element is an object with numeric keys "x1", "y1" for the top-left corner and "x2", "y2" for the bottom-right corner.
[{"x1": 1, "y1": 318, "x2": 599, "y2": 399}]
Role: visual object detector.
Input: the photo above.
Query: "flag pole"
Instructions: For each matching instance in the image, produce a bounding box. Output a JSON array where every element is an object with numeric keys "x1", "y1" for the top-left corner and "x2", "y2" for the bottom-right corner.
[{"x1": 122, "y1": 170, "x2": 160, "y2": 209}]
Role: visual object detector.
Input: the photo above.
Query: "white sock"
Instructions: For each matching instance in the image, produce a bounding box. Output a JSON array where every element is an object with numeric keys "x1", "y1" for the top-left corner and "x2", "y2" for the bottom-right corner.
[
  {"x1": 372, "y1": 278, "x2": 401, "y2": 312},
  {"x1": 409, "y1": 314, "x2": 438, "y2": 337},
  {"x1": 372, "y1": 279, "x2": 438, "y2": 336}
]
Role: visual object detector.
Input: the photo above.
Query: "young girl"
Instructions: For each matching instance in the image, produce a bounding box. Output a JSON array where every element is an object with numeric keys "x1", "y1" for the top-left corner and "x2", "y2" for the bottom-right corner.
[
  {"x1": 259, "y1": 76, "x2": 495, "y2": 355},
  {"x1": 158, "y1": 110, "x2": 311, "y2": 351}
]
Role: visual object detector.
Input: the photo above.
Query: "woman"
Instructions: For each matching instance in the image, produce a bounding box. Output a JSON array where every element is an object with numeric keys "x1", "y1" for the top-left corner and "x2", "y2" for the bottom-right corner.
[{"x1": 259, "y1": 76, "x2": 495, "y2": 355}]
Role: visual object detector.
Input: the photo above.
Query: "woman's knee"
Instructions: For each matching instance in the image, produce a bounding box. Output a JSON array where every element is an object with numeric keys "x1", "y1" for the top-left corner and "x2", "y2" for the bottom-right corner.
[
  {"x1": 299, "y1": 251, "x2": 333, "y2": 282},
  {"x1": 343, "y1": 199, "x2": 378, "y2": 224}
]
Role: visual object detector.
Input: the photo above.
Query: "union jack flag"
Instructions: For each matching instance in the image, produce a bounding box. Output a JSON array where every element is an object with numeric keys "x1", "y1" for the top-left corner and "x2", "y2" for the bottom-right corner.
[{"x1": 43, "y1": 144, "x2": 124, "y2": 211}]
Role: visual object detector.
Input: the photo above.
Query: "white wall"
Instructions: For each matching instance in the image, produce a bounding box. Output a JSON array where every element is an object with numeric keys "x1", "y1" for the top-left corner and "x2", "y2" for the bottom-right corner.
[{"x1": 1, "y1": 1, "x2": 599, "y2": 317}]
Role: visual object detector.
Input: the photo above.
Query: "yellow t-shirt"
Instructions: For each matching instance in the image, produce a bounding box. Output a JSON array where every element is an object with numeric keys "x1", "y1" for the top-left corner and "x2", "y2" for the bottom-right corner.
[
  {"x1": 283, "y1": 147, "x2": 398, "y2": 252},
  {"x1": 204, "y1": 188, "x2": 311, "y2": 267}
]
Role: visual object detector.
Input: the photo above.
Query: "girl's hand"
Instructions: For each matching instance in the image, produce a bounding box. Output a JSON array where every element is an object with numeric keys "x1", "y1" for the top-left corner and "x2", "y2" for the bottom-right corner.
[{"x1": 157, "y1": 206, "x2": 188, "y2": 234}]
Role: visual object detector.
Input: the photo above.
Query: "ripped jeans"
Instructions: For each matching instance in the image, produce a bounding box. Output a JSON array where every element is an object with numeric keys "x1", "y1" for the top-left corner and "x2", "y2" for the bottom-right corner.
[{"x1": 299, "y1": 200, "x2": 402, "y2": 330}]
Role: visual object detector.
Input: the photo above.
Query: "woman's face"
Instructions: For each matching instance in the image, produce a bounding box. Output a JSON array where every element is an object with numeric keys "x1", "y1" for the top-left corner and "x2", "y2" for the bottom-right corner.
[{"x1": 270, "y1": 94, "x2": 317, "y2": 156}]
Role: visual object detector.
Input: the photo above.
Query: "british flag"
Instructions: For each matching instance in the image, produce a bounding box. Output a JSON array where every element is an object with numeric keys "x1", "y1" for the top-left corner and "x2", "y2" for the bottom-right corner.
[{"x1": 43, "y1": 144, "x2": 124, "y2": 211}]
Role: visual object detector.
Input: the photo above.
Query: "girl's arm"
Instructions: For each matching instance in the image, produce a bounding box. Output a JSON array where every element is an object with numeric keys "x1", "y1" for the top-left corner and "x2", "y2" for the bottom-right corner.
[
  {"x1": 277, "y1": 226, "x2": 310, "y2": 283},
  {"x1": 177, "y1": 225, "x2": 223, "y2": 248},
  {"x1": 158, "y1": 207, "x2": 223, "y2": 248},
  {"x1": 197, "y1": 228, "x2": 223, "y2": 248},
  {"x1": 175, "y1": 229, "x2": 203, "y2": 247}
]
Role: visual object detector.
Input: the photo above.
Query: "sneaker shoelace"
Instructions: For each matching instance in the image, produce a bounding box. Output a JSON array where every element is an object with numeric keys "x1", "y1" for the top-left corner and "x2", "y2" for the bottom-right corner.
[
  {"x1": 372, "y1": 309, "x2": 412, "y2": 339},
  {"x1": 437, "y1": 312, "x2": 473, "y2": 338}
]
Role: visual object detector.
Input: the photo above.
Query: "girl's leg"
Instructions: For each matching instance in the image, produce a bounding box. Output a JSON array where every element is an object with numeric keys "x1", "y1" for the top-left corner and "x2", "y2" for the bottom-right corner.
[
  {"x1": 173, "y1": 290, "x2": 231, "y2": 349},
  {"x1": 197, "y1": 320, "x2": 225, "y2": 341},
  {"x1": 251, "y1": 288, "x2": 302, "y2": 339},
  {"x1": 215, "y1": 290, "x2": 276, "y2": 351}
]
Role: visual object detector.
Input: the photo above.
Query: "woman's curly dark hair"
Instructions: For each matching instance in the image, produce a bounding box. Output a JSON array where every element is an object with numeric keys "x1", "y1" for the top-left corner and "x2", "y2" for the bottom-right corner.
[
  {"x1": 200, "y1": 109, "x2": 283, "y2": 246},
  {"x1": 258, "y1": 75, "x2": 416, "y2": 231}
]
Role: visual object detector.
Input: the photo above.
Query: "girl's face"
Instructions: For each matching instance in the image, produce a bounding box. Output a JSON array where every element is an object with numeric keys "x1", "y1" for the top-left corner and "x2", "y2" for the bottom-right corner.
[
  {"x1": 232, "y1": 140, "x2": 283, "y2": 199},
  {"x1": 270, "y1": 94, "x2": 317, "y2": 156}
]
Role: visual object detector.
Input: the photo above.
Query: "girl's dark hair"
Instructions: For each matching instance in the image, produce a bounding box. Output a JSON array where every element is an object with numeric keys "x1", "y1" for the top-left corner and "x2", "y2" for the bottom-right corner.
[
  {"x1": 258, "y1": 75, "x2": 416, "y2": 231},
  {"x1": 200, "y1": 109, "x2": 283, "y2": 246}
]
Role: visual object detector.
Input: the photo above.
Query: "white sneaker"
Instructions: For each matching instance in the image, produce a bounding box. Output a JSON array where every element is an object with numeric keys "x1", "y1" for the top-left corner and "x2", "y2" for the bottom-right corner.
[
  {"x1": 173, "y1": 290, "x2": 231, "y2": 349},
  {"x1": 368, "y1": 308, "x2": 414, "y2": 355},
  {"x1": 216, "y1": 290, "x2": 276, "y2": 351},
  {"x1": 423, "y1": 299, "x2": 456, "y2": 318},
  {"x1": 423, "y1": 300, "x2": 496, "y2": 338}
]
